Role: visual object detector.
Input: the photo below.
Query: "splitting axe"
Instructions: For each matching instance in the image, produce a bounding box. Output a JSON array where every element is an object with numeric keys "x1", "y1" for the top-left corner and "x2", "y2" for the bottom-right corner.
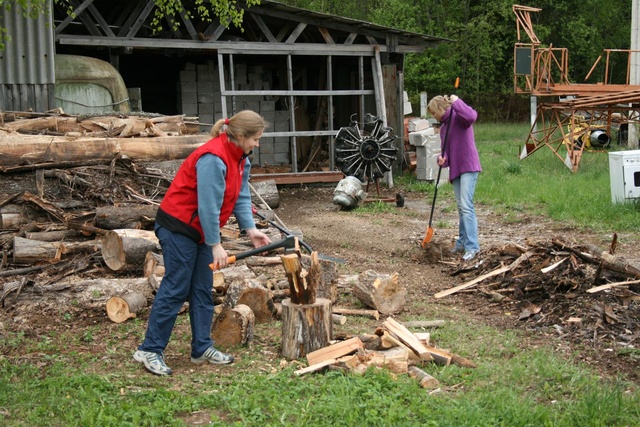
[{"x1": 208, "y1": 234, "x2": 299, "y2": 271}]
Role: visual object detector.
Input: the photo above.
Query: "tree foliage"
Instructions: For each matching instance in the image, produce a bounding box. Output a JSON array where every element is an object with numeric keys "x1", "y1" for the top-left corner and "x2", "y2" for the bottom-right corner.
[{"x1": 282, "y1": 0, "x2": 633, "y2": 120}]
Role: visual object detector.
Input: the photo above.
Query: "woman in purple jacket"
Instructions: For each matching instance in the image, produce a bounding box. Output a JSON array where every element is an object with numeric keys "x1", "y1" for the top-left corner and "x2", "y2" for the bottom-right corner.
[{"x1": 427, "y1": 95, "x2": 482, "y2": 261}]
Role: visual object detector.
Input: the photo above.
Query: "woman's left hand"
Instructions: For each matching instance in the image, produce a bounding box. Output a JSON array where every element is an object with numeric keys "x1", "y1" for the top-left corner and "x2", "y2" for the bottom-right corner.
[{"x1": 246, "y1": 228, "x2": 272, "y2": 248}]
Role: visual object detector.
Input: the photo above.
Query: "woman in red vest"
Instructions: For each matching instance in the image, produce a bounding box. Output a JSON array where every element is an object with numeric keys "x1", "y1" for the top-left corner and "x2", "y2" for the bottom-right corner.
[{"x1": 134, "y1": 110, "x2": 272, "y2": 375}]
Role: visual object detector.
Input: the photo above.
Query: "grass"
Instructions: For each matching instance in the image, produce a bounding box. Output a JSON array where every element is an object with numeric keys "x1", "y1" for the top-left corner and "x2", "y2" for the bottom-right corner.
[
  {"x1": 397, "y1": 122, "x2": 640, "y2": 237},
  {"x1": 2, "y1": 122, "x2": 640, "y2": 426}
]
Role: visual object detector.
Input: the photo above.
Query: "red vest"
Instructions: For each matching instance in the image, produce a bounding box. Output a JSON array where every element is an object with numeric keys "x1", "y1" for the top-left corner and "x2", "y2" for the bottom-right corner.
[{"x1": 158, "y1": 133, "x2": 248, "y2": 243}]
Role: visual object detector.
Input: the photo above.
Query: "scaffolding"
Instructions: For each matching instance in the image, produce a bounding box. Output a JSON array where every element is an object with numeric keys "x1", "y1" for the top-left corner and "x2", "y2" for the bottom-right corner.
[{"x1": 513, "y1": 4, "x2": 640, "y2": 171}]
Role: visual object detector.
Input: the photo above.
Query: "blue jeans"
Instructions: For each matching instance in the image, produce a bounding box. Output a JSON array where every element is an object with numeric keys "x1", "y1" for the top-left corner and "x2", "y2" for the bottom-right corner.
[
  {"x1": 138, "y1": 225, "x2": 214, "y2": 358},
  {"x1": 452, "y1": 172, "x2": 479, "y2": 252}
]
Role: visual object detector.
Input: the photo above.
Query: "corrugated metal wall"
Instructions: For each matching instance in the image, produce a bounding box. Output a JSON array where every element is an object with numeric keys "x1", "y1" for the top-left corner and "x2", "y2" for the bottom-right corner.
[{"x1": 0, "y1": 2, "x2": 56, "y2": 112}]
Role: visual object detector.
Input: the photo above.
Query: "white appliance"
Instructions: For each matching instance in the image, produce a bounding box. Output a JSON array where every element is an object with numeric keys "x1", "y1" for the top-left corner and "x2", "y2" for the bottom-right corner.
[{"x1": 608, "y1": 150, "x2": 640, "y2": 203}]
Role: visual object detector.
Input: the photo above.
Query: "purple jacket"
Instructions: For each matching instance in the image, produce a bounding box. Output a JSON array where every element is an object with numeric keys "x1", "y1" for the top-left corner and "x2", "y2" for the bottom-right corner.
[{"x1": 440, "y1": 98, "x2": 481, "y2": 181}]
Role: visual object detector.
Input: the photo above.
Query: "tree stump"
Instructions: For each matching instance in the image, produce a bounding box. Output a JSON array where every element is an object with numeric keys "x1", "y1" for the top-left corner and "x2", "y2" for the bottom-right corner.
[
  {"x1": 106, "y1": 292, "x2": 147, "y2": 323},
  {"x1": 101, "y1": 229, "x2": 160, "y2": 273},
  {"x1": 211, "y1": 304, "x2": 255, "y2": 348},
  {"x1": 353, "y1": 270, "x2": 405, "y2": 314},
  {"x1": 281, "y1": 297, "x2": 332, "y2": 360}
]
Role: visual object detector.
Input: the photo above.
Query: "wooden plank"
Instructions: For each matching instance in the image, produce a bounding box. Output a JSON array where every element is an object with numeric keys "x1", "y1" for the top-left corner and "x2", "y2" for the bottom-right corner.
[
  {"x1": 306, "y1": 336, "x2": 364, "y2": 366},
  {"x1": 251, "y1": 171, "x2": 344, "y2": 185},
  {"x1": 382, "y1": 317, "x2": 432, "y2": 361},
  {"x1": 294, "y1": 358, "x2": 337, "y2": 376}
]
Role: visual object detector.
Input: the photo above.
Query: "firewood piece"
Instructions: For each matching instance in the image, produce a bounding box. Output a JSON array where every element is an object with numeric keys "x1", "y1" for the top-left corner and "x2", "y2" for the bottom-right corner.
[
  {"x1": 213, "y1": 264, "x2": 256, "y2": 294},
  {"x1": 382, "y1": 317, "x2": 436, "y2": 363},
  {"x1": 332, "y1": 307, "x2": 379, "y2": 320},
  {"x1": 402, "y1": 320, "x2": 445, "y2": 328},
  {"x1": 211, "y1": 304, "x2": 255, "y2": 348},
  {"x1": 59, "y1": 239, "x2": 101, "y2": 255},
  {"x1": 281, "y1": 252, "x2": 319, "y2": 305},
  {"x1": 336, "y1": 274, "x2": 359, "y2": 289},
  {"x1": 332, "y1": 314, "x2": 347, "y2": 325},
  {"x1": 306, "y1": 336, "x2": 364, "y2": 366},
  {"x1": 143, "y1": 251, "x2": 165, "y2": 278},
  {"x1": 106, "y1": 292, "x2": 147, "y2": 323},
  {"x1": 94, "y1": 205, "x2": 158, "y2": 230},
  {"x1": 245, "y1": 256, "x2": 282, "y2": 266},
  {"x1": 12, "y1": 236, "x2": 62, "y2": 264},
  {"x1": 281, "y1": 297, "x2": 332, "y2": 360},
  {"x1": 294, "y1": 358, "x2": 337, "y2": 376},
  {"x1": 413, "y1": 332, "x2": 431, "y2": 346},
  {"x1": 434, "y1": 250, "x2": 535, "y2": 298},
  {"x1": 408, "y1": 366, "x2": 440, "y2": 389},
  {"x1": 586, "y1": 278, "x2": 640, "y2": 294},
  {"x1": 25, "y1": 230, "x2": 80, "y2": 241},
  {"x1": 379, "y1": 330, "x2": 425, "y2": 362},
  {"x1": 301, "y1": 253, "x2": 338, "y2": 303},
  {"x1": 354, "y1": 270, "x2": 405, "y2": 314},
  {"x1": 249, "y1": 179, "x2": 280, "y2": 209},
  {"x1": 236, "y1": 287, "x2": 276, "y2": 324},
  {"x1": 101, "y1": 229, "x2": 160, "y2": 273}
]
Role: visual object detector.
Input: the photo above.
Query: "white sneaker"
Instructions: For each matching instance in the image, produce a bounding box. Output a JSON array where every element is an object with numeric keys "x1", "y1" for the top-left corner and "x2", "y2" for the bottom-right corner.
[
  {"x1": 133, "y1": 350, "x2": 173, "y2": 376},
  {"x1": 462, "y1": 250, "x2": 479, "y2": 261},
  {"x1": 191, "y1": 346, "x2": 234, "y2": 365}
]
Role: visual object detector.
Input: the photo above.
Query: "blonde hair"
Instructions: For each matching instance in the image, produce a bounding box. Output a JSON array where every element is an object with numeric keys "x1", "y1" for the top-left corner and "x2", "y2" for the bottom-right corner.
[
  {"x1": 210, "y1": 110, "x2": 268, "y2": 141},
  {"x1": 427, "y1": 96, "x2": 453, "y2": 119}
]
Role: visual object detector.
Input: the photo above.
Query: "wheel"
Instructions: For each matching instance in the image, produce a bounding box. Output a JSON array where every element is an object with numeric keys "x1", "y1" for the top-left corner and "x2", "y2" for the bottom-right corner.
[{"x1": 395, "y1": 193, "x2": 405, "y2": 207}]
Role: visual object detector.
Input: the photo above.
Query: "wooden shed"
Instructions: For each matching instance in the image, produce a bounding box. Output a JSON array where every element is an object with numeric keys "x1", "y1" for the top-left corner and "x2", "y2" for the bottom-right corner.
[{"x1": 1, "y1": 0, "x2": 448, "y2": 182}]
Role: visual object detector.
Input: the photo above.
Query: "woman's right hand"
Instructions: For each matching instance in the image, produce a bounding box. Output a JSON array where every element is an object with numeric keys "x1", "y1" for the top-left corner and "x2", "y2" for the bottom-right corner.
[{"x1": 212, "y1": 243, "x2": 229, "y2": 269}]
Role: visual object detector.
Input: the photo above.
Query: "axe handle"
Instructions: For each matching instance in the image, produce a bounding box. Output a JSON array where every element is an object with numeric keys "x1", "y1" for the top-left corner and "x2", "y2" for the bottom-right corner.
[{"x1": 209, "y1": 255, "x2": 237, "y2": 271}]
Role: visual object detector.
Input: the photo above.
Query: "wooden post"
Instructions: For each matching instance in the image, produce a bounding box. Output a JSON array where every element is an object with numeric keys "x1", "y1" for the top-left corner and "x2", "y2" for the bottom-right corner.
[{"x1": 281, "y1": 297, "x2": 332, "y2": 360}]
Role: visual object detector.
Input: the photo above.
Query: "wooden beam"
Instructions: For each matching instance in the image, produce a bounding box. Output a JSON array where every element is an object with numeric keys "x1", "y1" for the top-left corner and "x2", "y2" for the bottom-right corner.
[{"x1": 251, "y1": 171, "x2": 343, "y2": 185}]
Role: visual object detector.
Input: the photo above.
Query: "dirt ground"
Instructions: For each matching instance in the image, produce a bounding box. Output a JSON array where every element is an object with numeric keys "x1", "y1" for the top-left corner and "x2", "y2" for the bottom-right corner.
[
  {"x1": 272, "y1": 184, "x2": 640, "y2": 381},
  {"x1": 1, "y1": 176, "x2": 639, "y2": 383}
]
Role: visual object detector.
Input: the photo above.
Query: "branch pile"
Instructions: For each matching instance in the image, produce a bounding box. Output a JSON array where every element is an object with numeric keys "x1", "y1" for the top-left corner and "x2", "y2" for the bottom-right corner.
[{"x1": 437, "y1": 238, "x2": 640, "y2": 349}]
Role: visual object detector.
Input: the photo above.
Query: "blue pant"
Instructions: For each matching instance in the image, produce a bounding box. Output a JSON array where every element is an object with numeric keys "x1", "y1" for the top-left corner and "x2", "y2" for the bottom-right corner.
[
  {"x1": 138, "y1": 225, "x2": 214, "y2": 358},
  {"x1": 452, "y1": 172, "x2": 480, "y2": 253}
]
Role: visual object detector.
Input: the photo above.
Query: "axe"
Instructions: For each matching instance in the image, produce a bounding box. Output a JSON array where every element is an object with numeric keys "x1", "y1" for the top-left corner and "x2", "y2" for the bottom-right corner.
[{"x1": 209, "y1": 234, "x2": 299, "y2": 271}]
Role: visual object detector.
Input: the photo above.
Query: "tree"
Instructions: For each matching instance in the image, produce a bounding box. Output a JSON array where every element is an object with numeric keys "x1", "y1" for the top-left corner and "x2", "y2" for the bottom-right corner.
[{"x1": 0, "y1": 0, "x2": 260, "y2": 50}]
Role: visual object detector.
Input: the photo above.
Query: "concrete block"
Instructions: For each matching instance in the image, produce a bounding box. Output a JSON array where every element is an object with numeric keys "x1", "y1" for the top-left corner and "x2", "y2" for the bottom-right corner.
[
  {"x1": 408, "y1": 118, "x2": 431, "y2": 132},
  {"x1": 180, "y1": 70, "x2": 197, "y2": 82},
  {"x1": 198, "y1": 102, "x2": 214, "y2": 114},
  {"x1": 274, "y1": 141, "x2": 289, "y2": 154},
  {"x1": 274, "y1": 153, "x2": 290, "y2": 164},
  {"x1": 261, "y1": 100, "x2": 276, "y2": 112}
]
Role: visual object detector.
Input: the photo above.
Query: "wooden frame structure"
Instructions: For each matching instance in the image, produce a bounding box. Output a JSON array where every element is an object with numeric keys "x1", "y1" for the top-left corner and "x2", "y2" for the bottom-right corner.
[{"x1": 513, "y1": 4, "x2": 640, "y2": 172}]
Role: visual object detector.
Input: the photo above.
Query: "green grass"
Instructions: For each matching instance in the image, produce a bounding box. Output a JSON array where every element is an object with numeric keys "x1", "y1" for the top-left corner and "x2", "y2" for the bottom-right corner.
[
  {"x1": 398, "y1": 122, "x2": 640, "y2": 237},
  {"x1": 1, "y1": 318, "x2": 638, "y2": 426}
]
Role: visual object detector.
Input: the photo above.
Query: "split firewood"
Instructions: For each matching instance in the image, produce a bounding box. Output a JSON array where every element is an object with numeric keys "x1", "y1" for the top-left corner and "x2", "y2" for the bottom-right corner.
[
  {"x1": 301, "y1": 253, "x2": 338, "y2": 303},
  {"x1": 143, "y1": 251, "x2": 165, "y2": 278},
  {"x1": 94, "y1": 205, "x2": 158, "y2": 230},
  {"x1": 353, "y1": 270, "x2": 405, "y2": 314},
  {"x1": 101, "y1": 229, "x2": 161, "y2": 273},
  {"x1": 294, "y1": 358, "x2": 337, "y2": 376},
  {"x1": 106, "y1": 292, "x2": 148, "y2": 323},
  {"x1": 382, "y1": 317, "x2": 436, "y2": 363},
  {"x1": 211, "y1": 304, "x2": 255, "y2": 348},
  {"x1": 306, "y1": 336, "x2": 364, "y2": 366},
  {"x1": 281, "y1": 251, "x2": 319, "y2": 305},
  {"x1": 213, "y1": 264, "x2": 256, "y2": 294},
  {"x1": 332, "y1": 307, "x2": 380, "y2": 320}
]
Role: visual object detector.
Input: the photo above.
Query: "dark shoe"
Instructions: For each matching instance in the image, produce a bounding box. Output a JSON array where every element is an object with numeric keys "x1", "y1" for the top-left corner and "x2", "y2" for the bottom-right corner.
[
  {"x1": 191, "y1": 346, "x2": 234, "y2": 365},
  {"x1": 133, "y1": 350, "x2": 173, "y2": 376}
]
